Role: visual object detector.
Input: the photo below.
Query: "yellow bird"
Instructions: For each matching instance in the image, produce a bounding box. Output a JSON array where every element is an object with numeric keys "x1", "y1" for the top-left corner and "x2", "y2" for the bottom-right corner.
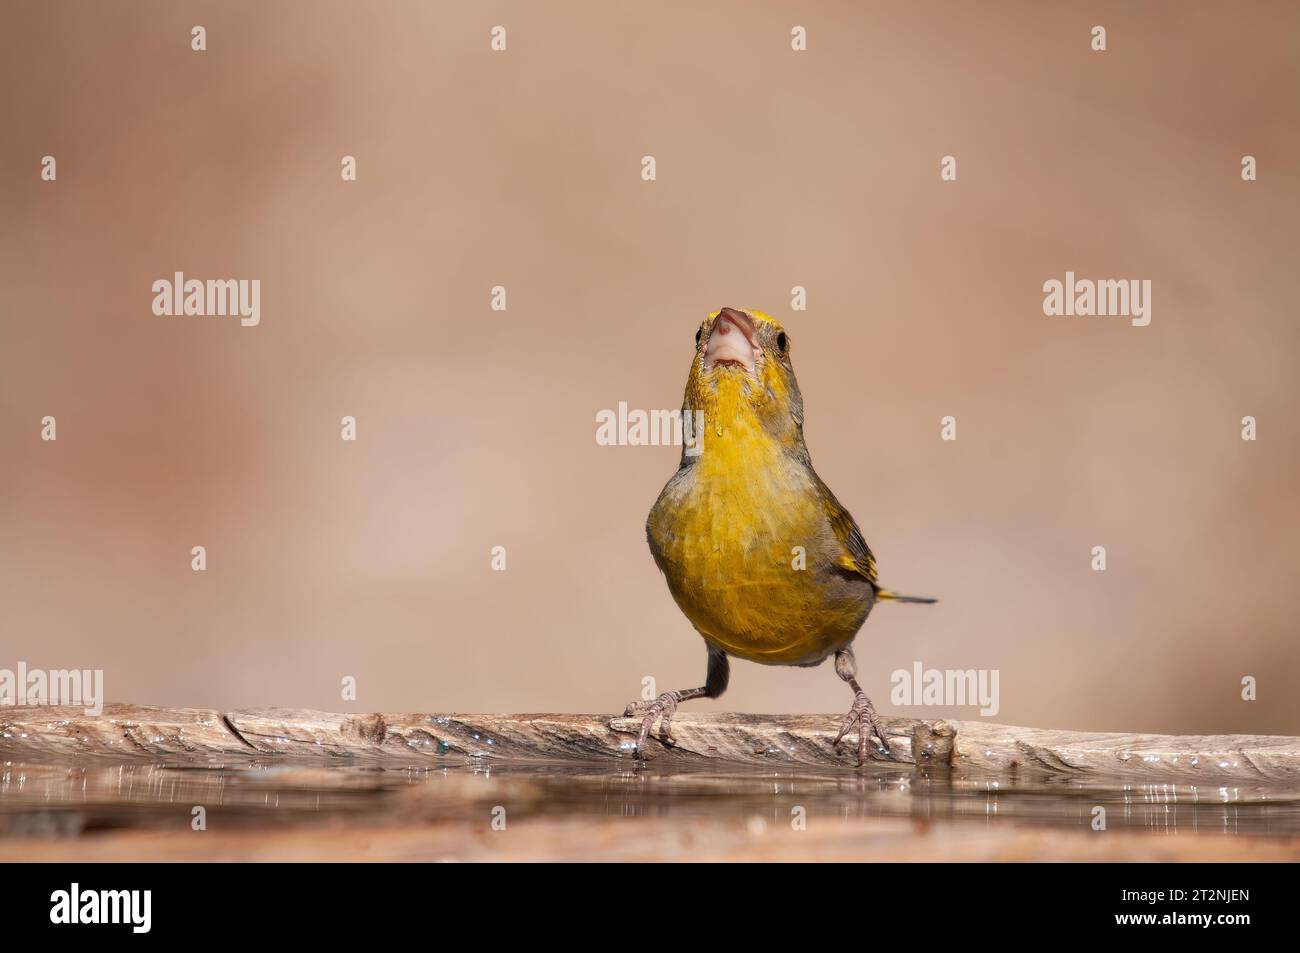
[{"x1": 629, "y1": 307, "x2": 936, "y2": 764}]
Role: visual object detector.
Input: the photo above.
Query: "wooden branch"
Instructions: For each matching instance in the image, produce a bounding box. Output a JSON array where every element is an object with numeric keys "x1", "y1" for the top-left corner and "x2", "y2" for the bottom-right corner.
[{"x1": 2, "y1": 704, "x2": 1298, "y2": 785}]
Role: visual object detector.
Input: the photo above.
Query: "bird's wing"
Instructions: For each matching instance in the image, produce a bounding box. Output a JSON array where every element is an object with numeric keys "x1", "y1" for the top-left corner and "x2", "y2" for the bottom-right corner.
[{"x1": 813, "y1": 475, "x2": 879, "y2": 585}]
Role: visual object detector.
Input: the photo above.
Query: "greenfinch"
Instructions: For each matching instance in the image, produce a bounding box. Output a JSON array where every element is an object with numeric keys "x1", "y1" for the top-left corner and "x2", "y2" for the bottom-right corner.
[{"x1": 629, "y1": 307, "x2": 935, "y2": 764}]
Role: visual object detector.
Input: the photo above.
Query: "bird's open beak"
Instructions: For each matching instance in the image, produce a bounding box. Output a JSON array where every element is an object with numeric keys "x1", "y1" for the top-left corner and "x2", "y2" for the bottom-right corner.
[{"x1": 704, "y1": 308, "x2": 760, "y2": 373}]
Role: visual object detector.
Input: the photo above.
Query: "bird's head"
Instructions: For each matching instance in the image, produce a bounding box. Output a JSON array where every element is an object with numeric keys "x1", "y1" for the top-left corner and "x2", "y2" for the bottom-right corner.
[{"x1": 683, "y1": 307, "x2": 806, "y2": 452}]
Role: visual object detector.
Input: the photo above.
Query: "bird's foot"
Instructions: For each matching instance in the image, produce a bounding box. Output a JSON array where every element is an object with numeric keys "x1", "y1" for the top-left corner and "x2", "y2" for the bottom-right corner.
[
  {"x1": 833, "y1": 690, "x2": 893, "y2": 766},
  {"x1": 622, "y1": 691, "x2": 680, "y2": 758}
]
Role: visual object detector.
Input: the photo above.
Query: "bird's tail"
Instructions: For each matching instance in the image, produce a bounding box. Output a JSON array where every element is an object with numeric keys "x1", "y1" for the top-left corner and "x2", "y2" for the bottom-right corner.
[{"x1": 875, "y1": 587, "x2": 938, "y2": 605}]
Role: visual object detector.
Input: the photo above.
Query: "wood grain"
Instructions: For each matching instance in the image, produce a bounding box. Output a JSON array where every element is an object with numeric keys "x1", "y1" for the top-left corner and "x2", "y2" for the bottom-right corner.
[{"x1": 3, "y1": 704, "x2": 1298, "y2": 784}]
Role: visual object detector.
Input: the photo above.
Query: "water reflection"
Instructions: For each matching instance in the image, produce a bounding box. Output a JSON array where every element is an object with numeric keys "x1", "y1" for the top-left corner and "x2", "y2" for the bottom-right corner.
[{"x1": 1, "y1": 757, "x2": 1297, "y2": 838}]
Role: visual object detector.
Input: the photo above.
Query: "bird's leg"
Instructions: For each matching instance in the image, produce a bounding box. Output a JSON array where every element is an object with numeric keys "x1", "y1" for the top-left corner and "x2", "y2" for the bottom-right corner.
[
  {"x1": 624, "y1": 649, "x2": 728, "y2": 758},
  {"x1": 832, "y1": 647, "x2": 893, "y2": 765}
]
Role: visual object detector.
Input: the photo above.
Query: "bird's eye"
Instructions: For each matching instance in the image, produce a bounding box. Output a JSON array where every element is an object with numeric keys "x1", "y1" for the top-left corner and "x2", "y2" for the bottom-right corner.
[
  {"x1": 776, "y1": 331, "x2": 788, "y2": 353},
  {"x1": 695, "y1": 327, "x2": 703, "y2": 346}
]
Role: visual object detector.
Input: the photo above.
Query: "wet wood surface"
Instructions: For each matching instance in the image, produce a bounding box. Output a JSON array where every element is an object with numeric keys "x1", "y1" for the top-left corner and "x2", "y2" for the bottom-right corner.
[
  {"x1": 3, "y1": 703, "x2": 1298, "y2": 784},
  {"x1": 4, "y1": 706, "x2": 1299, "y2": 862}
]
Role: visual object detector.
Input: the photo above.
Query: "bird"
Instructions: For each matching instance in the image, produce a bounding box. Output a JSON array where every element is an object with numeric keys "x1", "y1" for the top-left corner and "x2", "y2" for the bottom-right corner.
[{"x1": 628, "y1": 307, "x2": 936, "y2": 765}]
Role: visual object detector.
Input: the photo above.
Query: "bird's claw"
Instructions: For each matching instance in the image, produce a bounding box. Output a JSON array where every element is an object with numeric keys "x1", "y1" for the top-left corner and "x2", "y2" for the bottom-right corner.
[
  {"x1": 833, "y1": 690, "x2": 893, "y2": 766},
  {"x1": 623, "y1": 691, "x2": 680, "y2": 758}
]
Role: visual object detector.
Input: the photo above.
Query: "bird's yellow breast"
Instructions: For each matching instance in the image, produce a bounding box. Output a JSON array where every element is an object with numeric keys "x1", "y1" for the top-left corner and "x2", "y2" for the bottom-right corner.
[{"x1": 646, "y1": 379, "x2": 870, "y2": 665}]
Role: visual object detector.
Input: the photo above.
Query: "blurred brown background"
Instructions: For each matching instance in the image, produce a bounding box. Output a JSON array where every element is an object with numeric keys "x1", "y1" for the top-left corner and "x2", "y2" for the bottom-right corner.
[{"x1": 2, "y1": 1, "x2": 1297, "y2": 734}]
